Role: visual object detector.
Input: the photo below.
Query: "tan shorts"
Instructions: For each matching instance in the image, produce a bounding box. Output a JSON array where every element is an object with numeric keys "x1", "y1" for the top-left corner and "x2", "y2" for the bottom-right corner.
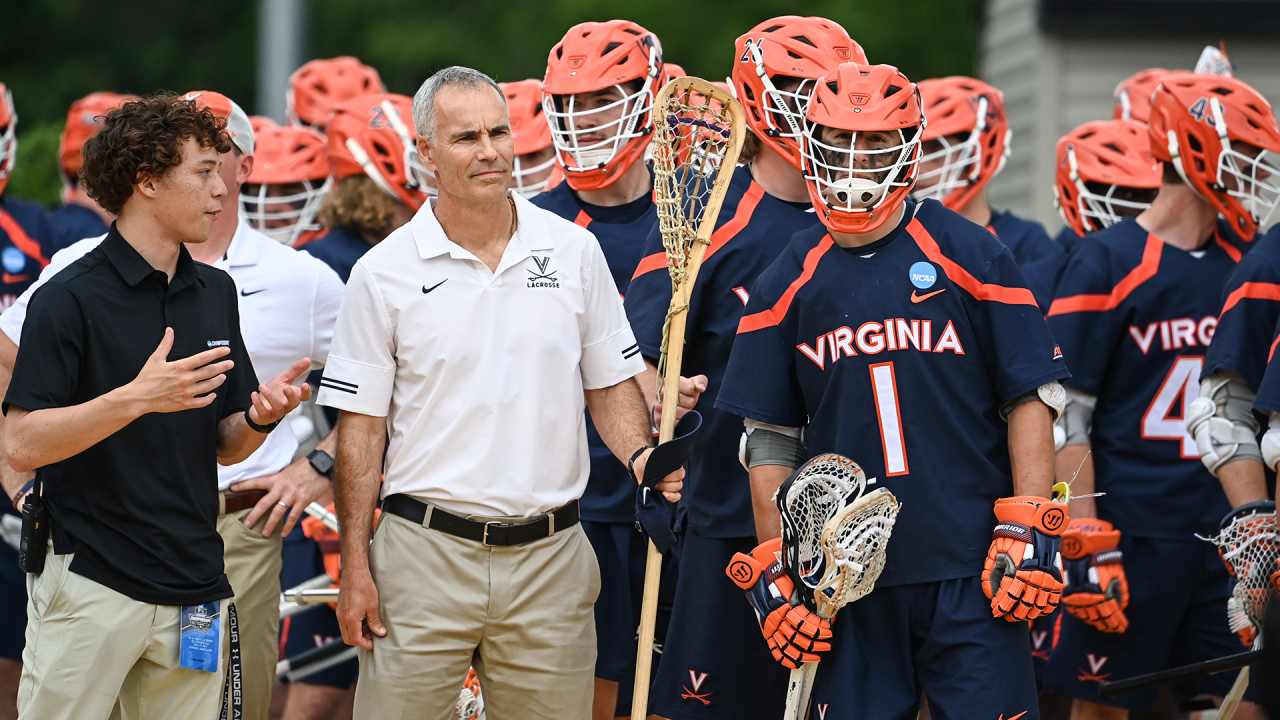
[
  {"x1": 217, "y1": 501, "x2": 284, "y2": 720},
  {"x1": 354, "y1": 511, "x2": 601, "y2": 720},
  {"x1": 18, "y1": 545, "x2": 228, "y2": 720}
]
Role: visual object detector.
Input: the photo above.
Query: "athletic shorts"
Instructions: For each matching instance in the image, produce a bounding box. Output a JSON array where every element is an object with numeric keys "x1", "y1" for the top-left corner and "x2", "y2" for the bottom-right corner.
[
  {"x1": 1030, "y1": 607, "x2": 1062, "y2": 682},
  {"x1": 279, "y1": 522, "x2": 357, "y2": 689},
  {"x1": 809, "y1": 576, "x2": 1039, "y2": 720},
  {"x1": 581, "y1": 519, "x2": 677, "y2": 714},
  {"x1": 649, "y1": 530, "x2": 790, "y2": 720},
  {"x1": 1044, "y1": 535, "x2": 1245, "y2": 709},
  {"x1": 0, "y1": 511, "x2": 25, "y2": 661}
]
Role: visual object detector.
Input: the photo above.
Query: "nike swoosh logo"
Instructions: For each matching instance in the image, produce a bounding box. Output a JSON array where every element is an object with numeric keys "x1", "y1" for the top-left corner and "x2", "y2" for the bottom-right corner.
[
  {"x1": 910, "y1": 288, "x2": 945, "y2": 303},
  {"x1": 2, "y1": 273, "x2": 27, "y2": 285},
  {"x1": 422, "y1": 279, "x2": 448, "y2": 294},
  {"x1": 999, "y1": 712, "x2": 1029, "y2": 720},
  {"x1": 240, "y1": 288, "x2": 266, "y2": 297}
]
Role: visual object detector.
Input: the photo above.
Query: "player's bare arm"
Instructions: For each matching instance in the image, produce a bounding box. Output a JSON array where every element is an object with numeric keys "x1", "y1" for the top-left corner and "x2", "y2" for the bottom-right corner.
[
  {"x1": 231, "y1": 427, "x2": 338, "y2": 537},
  {"x1": 748, "y1": 463, "x2": 791, "y2": 543},
  {"x1": 5, "y1": 327, "x2": 235, "y2": 473},
  {"x1": 332, "y1": 410, "x2": 387, "y2": 650},
  {"x1": 584, "y1": 376, "x2": 684, "y2": 501},
  {"x1": 1008, "y1": 399, "x2": 1056, "y2": 498},
  {"x1": 215, "y1": 356, "x2": 312, "y2": 466}
]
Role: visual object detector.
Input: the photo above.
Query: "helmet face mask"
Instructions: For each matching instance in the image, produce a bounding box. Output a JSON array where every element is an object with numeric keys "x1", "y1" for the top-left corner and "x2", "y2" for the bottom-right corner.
[
  {"x1": 0, "y1": 87, "x2": 17, "y2": 196},
  {"x1": 807, "y1": 126, "x2": 915, "y2": 211},
  {"x1": 911, "y1": 78, "x2": 1010, "y2": 211},
  {"x1": 1053, "y1": 119, "x2": 1162, "y2": 236},
  {"x1": 545, "y1": 80, "x2": 656, "y2": 183},
  {"x1": 240, "y1": 177, "x2": 332, "y2": 245},
  {"x1": 1074, "y1": 175, "x2": 1158, "y2": 232},
  {"x1": 502, "y1": 79, "x2": 555, "y2": 198},
  {"x1": 1215, "y1": 133, "x2": 1280, "y2": 228},
  {"x1": 512, "y1": 148, "x2": 556, "y2": 198}
]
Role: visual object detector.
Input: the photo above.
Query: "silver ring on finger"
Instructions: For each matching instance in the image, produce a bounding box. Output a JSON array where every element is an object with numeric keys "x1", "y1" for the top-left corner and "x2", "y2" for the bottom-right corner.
[{"x1": 277, "y1": 501, "x2": 289, "y2": 510}]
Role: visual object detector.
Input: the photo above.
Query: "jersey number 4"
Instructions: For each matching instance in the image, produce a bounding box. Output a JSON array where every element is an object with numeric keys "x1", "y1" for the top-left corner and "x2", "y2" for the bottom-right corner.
[{"x1": 1141, "y1": 355, "x2": 1202, "y2": 459}]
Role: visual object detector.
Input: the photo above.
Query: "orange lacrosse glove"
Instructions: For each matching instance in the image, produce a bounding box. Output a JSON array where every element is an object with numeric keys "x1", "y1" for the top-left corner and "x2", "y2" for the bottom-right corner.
[
  {"x1": 983, "y1": 496, "x2": 1068, "y2": 622},
  {"x1": 1060, "y1": 518, "x2": 1130, "y2": 632},
  {"x1": 727, "y1": 538, "x2": 833, "y2": 669}
]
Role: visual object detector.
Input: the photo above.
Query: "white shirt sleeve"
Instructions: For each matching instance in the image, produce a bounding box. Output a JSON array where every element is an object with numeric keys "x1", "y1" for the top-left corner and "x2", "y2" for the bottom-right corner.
[
  {"x1": 579, "y1": 237, "x2": 645, "y2": 390},
  {"x1": 308, "y1": 260, "x2": 345, "y2": 369},
  {"x1": 0, "y1": 235, "x2": 103, "y2": 344},
  {"x1": 316, "y1": 261, "x2": 396, "y2": 416}
]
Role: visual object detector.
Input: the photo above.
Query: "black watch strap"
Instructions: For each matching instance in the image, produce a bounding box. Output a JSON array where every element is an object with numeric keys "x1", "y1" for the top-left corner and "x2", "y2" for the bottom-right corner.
[
  {"x1": 308, "y1": 449, "x2": 335, "y2": 477},
  {"x1": 244, "y1": 410, "x2": 281, "y2": 435},
  {"x1": 627, "y1": 445, "x2": 651, "y2": 483}
]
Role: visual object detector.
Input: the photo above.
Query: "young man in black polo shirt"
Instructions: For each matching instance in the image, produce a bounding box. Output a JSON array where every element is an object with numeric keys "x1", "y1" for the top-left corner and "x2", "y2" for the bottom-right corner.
[{"x1": 2, "y1": 96, "x2": 310, "y2": 720}]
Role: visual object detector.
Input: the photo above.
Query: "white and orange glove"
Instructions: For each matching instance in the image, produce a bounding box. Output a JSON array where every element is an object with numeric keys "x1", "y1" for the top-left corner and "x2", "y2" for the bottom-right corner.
[
  {"x1": 1060, "y1": 518, "x2": 1130, "y2": 633},
  {"x1": 727, "y1": 537, "x2": 833, "y2": 669},
  {"x1": 982, "y1": 496, "x2": 1068, "y2": 622}
]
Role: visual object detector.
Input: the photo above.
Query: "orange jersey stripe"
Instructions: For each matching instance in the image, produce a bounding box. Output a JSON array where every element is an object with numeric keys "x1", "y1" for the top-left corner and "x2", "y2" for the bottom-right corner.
[
  {"x1": 1270, "y1": 331, "x2": 1280, "y2": 363},
  {"x1": 737, "y1": 234, "x2": 834, "y2": 334},
  {"x1": 1047, "y1": 233, "x2": 1163, "y2": 316},
  {"x1": 573, "y1": 209, "x2": 592, "y2": 228},
  {"x1": 906, "y1": 218, "x2": 1037, "y2": 306},
  {"x1": 1215, "y1": 234, "x2": 1243, "y2": 262},
  {"x1": 1219, "y1": 281, "x2": 1280, "y2": 317},
  {"x1": 0, "y1": 211, "x2": 48, "y2": 269},
  {"x1": 630, "y1": 181, "x2": 765, "y2": 282}
]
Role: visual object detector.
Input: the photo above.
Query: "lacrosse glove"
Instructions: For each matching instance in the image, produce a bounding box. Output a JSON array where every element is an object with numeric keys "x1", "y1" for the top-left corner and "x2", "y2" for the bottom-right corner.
[
  {"x1": 726, "y1": 537, "x2": 832, "y2": 669},
  {"x1": 983, "y1": 496, "x2": 1068, "y2": 622},
  {"x1": 1060, "y1": 518, "x2": 1129, "y2": 632}
]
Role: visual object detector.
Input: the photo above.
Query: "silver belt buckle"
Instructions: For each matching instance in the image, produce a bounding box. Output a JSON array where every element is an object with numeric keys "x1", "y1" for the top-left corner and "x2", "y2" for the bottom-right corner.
[{"x1": 482, "y1": 521, "x2": 501, "y2": 546}]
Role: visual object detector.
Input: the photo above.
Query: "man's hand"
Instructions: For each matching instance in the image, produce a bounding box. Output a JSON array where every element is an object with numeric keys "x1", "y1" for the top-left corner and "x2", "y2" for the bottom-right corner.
[
  {"x1": 248, "y1": 358, "x2": 312, "y2": 427},
  {"x1": 631, "y1": 447, "x2": 684, "y2": 503},
  {"x1": 123, "y1": 328, "x2": 234, "y2": 414},
  {"x1": 652, "y1": 374, "x2": 708, "y2": 428},
  {"x1": 230, "y1": 457, "x2": 331, "y2": 537},
  {"x1": 336, "y1": 566, "x2": 387, "y2": 650}
]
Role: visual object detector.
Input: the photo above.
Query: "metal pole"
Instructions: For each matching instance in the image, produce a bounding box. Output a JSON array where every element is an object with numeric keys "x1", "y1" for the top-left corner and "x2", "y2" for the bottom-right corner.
[{"x1": 257, "y1": 0, "x2": 307, "y2": 122}]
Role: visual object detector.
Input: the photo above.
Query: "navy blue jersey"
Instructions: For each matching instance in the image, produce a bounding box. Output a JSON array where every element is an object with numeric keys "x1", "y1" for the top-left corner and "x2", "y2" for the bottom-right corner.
[
  {"x1": 987, "y1": 208, "x2": 1062, "y2": 266},
  {"x1": 0, "y1": 197, "x2": 50, "y2": 313},
  {"x1": 1251, "y1": 316, "x2": 1280, "y2": 414},
  {"x1": 1023, "y1": 227, "x2": 1087, "y2": 313},
  {"x1": 1203, "y1": 224, "x2": 1280, "y2": 390},
  {"x1": 46, "y1": 202, "x2": 107, "y2": 256},
  {"x1": 1047, "y1": 218, "x2": 1240, "y2": 539},
  {"x1": 531, "y1": 181, "x2": 657, "y2": 523},
  {"x1": 718, "y1": 200, "x2": 1068, "y2": 586},
  {"x1": 301, "y1": 226, "x2": 372, "y2": 283},
  {"x1": 1055, "y1": 225, "x2": 1083, "y2": 255},
  {"x1": 625, "y1": 164, "x2": 819, "y2": 537}
]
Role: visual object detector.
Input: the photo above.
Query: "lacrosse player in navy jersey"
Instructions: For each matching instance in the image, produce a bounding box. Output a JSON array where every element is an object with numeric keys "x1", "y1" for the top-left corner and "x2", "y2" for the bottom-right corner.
[
  {"x1": 623, "y1": 17, "x2": 859, "y2": 720},
  {"x1": 716, "y1": 62, "x2": 1069, "y2": 720},
  {"x1": 1044, "y1": 72, "x2": 1280, "y2": 719}
]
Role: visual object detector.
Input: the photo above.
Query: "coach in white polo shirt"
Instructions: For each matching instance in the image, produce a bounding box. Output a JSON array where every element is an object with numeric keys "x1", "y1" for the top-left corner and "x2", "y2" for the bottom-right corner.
[
  {"x1": 0, "y1": 92, "x2": 344, "y2": 720},
  {"x1": 320, "y1": 66, "x2": 682, "y2": 719}
]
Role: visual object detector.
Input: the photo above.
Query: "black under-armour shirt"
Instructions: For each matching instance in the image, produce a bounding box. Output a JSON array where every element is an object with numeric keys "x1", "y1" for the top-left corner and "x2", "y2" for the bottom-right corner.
[{"x1": 4, "y1": 223, "x2": 257, "y2": 606}]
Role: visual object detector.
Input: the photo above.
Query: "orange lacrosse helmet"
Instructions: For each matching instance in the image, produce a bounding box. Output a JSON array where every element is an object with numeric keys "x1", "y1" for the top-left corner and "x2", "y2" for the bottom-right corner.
[
  {"x1": 240, "y1": 125, "x2": 332, "y2": 245},
  {"x1": 542, "y1": 19, "x2": 664, "y2": 191},
  {"x1": 249, "y1": 115, "x2": 279, "y2": 135},
  {"x1": 1113, "y1": 69, "x2": 1170, "y2": 123},
  {"x1": 802, "y1": 63, "x2": 924, "y2": 234},
  {"x1": 733, "y1": 17, "x2": 866, "y2": 169},
  {"x1": 1054, "y1": 120, "x2": 1162, "y2": 237},
  {"x1": 502, "y1": 79, "x2": 555, "y2": 198},
  {"x1": 1149, "y1": 72, "x2": 1280, "y2": 237},
  {"x1": 59, "y1": 92, "x2": 137, "y2": 186},
  {"x1": 326, "y1": 93, "x2": 431, "y2": 210},
  {"x1": 288, "y1": 57, "x2": 384, "y2": 131},
  {"x1": 912, "y1": 76, "x2": 1009, "y2": 211},
  {"x1": 663, "y1": 63, "x2": 687, "y2": 85},
  {"x1": 0, "y1": 84, "x2": 16, "y2": 197}
]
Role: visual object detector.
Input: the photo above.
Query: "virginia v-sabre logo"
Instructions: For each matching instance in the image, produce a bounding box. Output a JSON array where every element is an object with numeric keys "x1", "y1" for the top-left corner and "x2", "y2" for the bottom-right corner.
[{"x1": 528, "y1": 256, "x2": 560, "y2": 288}]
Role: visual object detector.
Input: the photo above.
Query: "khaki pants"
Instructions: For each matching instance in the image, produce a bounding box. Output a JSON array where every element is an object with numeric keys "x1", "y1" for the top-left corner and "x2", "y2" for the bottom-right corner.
[
  {"x1": 217, "y1": 501, "x2": 284, "y2": 720},
  {"x1": 17, "y1": 544, "x2": 228, "y2": 720},
  {"x1": 354, "y1": 511, "x2": 600, "y2": 719}
]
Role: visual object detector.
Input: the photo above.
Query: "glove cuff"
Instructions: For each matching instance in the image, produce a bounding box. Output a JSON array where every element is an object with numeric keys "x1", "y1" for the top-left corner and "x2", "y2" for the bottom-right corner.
[
  {"x1": 1061, "y1": 517, "x2": 1122, "y2": 559},
  {"x1": 993, "y1": 496, "x2": 1070, "y2": 537}
]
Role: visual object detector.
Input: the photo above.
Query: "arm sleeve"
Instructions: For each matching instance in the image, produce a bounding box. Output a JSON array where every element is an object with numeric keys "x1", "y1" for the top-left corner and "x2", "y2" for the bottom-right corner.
[
  {"x1": 315, "y1": 261, "x2": 397, "y2": 417},
  {"x1": 715, "y1": 277, "x2": 808, "y2": 427},
  {"x1": 1046, "y1": 241, "x2": 1122, "y2": 397},
  {"x1": 621, "y1": 222, "x2": 673, "y2": 361},
  {"x1": 580, "y1": 236, "x2": 645, "y2": 390},
  {"x1": 3, "y1": 283, "x2": 86, "y2": 414},
  {"x1": 308, "y1": 260, "x2": 345, "y2": 369},
  {"x1": 0, "y1": 237, "x2": 100, "y2": 345},
  {"x1": 970, "y1": 248, "x2": 1071, "y2": 402}
]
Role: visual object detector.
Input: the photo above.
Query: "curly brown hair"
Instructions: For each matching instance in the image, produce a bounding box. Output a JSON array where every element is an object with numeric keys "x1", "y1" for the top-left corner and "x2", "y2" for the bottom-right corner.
[
  {"x1": 318, "y1": 175, "x2": 400, "y2": 242},
  {"x1": 79, "y1": 95, "x2": 233, "y2": 215}
]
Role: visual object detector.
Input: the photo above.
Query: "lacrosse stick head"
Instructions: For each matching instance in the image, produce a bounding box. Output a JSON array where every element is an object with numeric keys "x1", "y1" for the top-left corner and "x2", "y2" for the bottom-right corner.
[
  {"x1": 1208, "y1": 501, "x2": 1280, "y2": 633},
  {"x1": 773, "y1": 453, "x2": 866, "y2": 607},
  {"x1": 813, "y1": 487, "x2": 901, "y2": 619}
]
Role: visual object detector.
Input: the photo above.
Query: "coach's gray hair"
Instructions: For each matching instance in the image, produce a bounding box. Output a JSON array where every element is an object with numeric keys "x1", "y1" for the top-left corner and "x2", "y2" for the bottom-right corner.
[{"x1": 412, "y1": 66, "x2": 506, "y2": 144}]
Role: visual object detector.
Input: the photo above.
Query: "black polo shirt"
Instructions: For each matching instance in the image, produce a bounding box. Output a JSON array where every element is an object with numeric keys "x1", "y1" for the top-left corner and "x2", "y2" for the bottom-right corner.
[{"x1": 4, "y1": 224, "x2": 256, "y2": 606}]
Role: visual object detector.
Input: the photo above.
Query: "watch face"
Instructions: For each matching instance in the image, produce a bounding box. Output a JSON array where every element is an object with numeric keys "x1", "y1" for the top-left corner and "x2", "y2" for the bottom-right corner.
[{"x1": 309, "y1": 451, "x2": 335, "y2": 476}]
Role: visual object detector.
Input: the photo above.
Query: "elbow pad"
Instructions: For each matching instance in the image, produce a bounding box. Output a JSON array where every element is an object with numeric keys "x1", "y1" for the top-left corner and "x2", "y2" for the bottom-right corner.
[
  {"x1": 1260, "y1": 412, "x2": 1280, "y2": 473},
  {"x1": 1186, "y1": 373, "x2": 1261, "y2": 476},
  {"x1": 739, "y1": 420, "x2": 807, "y2": 471},
  {"x1": 1000, "y1": 382, "x2": 1067, "y2": 423},
  {"x1": 1059, "y1": 387, "x2": 1096, "y2": 449}
]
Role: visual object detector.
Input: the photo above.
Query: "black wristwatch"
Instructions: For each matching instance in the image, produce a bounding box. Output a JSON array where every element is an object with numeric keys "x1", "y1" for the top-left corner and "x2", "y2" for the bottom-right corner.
[
  {"x1": 244, "y1": 409, "x2": 281, "y2": 434},
  {"x1": 308, "y1": 449, "x2": 335, "y2": 477},
  {"x1": 627, "y1": 445, "x2": 651, "y2": 483}
]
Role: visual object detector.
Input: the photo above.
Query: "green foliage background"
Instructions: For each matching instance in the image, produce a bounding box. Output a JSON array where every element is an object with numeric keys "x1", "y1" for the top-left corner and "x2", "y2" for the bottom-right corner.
[{"x1": 1, "y1": 0, "x2": 975, "y2": 206}]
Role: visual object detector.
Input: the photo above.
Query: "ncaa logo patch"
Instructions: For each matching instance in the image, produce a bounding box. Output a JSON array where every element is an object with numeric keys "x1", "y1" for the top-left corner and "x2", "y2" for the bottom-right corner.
[
  {"x1": 908, "y1": 261, "x2": 937, "y2": 289},
  {"x1": 2, "y1": 247, "x2": 26, "y2": 274}
]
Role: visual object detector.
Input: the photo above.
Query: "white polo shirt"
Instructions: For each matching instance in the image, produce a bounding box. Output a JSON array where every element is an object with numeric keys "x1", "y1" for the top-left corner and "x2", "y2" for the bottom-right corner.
[
  {"x1": 1, "y1": 220, "x2": 344, "y2": 489},
  {"x1": 317, "y1": 191, "x2": 644, "y2": 518}
]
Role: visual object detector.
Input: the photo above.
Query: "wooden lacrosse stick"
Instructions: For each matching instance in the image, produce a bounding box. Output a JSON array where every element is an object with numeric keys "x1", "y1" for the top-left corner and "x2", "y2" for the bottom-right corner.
[
  {"x1": 1218, "y1": 667, "x2": 1249, "y2": 720},
  {"x1": 631, "y1": 76, "x2": 745, "y2": 720}
]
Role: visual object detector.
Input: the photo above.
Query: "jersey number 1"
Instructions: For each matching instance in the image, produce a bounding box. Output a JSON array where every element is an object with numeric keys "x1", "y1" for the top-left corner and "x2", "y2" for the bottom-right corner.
[
  {"x1": 1141, "y1": 355, "x2": 1202, "y2": 459},
  {"x1": 870, "y1": 362, "x2": 910, "y2": 476}
]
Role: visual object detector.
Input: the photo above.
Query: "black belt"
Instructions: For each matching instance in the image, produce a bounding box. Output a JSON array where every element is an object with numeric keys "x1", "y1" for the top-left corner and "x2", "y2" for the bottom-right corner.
[{"x1": 382, "y1": 494, "x2": 580, "y2": 547}]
